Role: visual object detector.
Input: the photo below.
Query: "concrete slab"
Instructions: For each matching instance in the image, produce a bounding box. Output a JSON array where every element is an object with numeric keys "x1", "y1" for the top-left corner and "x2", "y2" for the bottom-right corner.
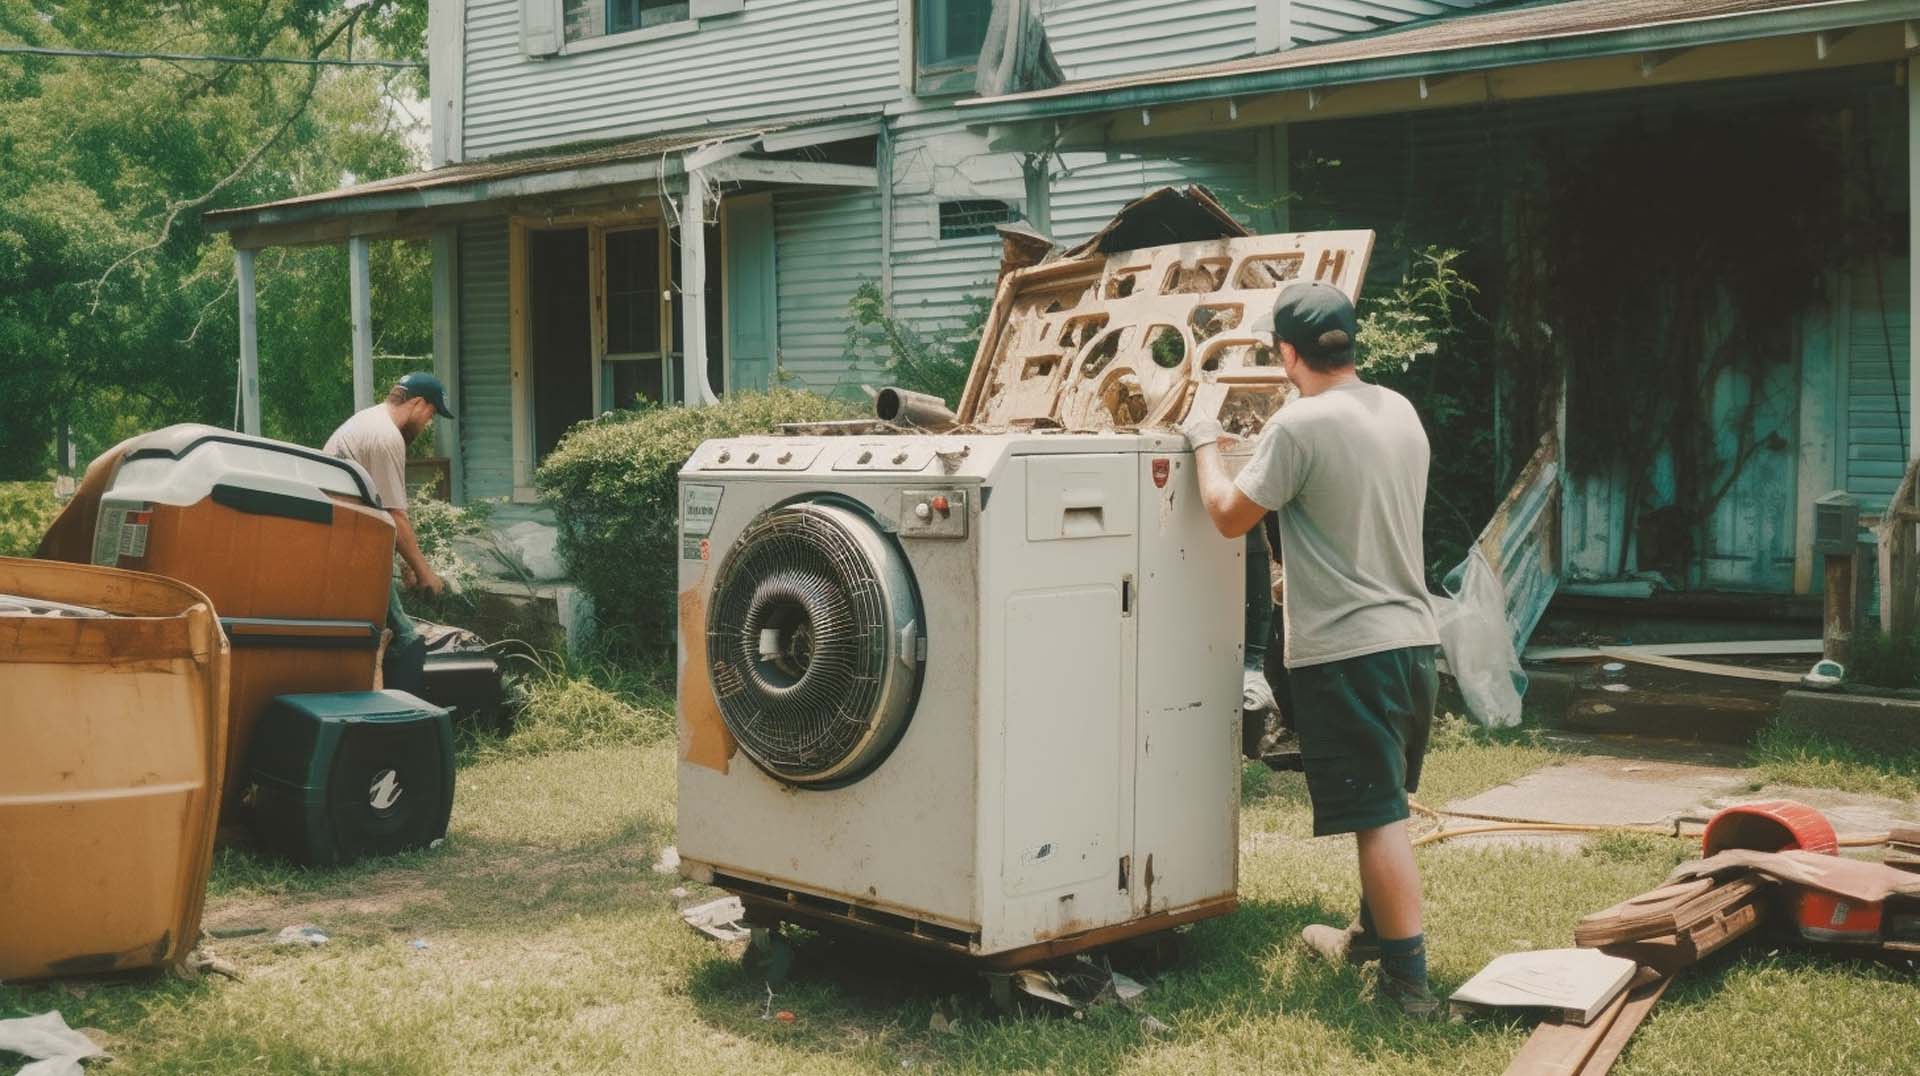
[
  {"x1": 1711, "y1": 784, "x2": 1920, "y2": 841},
  {"x1": 1446, "y1": 756, "x2": 1750, "y2": 828}
]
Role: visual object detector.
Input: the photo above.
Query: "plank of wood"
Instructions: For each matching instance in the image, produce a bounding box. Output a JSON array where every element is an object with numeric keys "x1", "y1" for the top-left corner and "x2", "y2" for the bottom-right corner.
[
  {"x1": 1504, "y1": 988, "x2": 1632, "y2": 1076},
  {"x1": 1525, "y1": 639, "x2": 1821, "y2": 662},
  {"x1": 1576, "y1": 877, "x2": 1763, "y2": 948},
  {"x1": 1575, "y1": 975, "x2": 1674, "y2": 1076},
  {"x1": 1594, "y1": 648, "x2": 1805, "y2": 684}
]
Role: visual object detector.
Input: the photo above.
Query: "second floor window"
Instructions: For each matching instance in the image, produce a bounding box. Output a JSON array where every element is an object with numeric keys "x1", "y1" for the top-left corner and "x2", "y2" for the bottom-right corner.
[
  {"x1": 918, "y1": 0, "x2": 992, "y2": 70},
  {"x1": 565, "y1": 0, "x2": 690, "y2": 42}
]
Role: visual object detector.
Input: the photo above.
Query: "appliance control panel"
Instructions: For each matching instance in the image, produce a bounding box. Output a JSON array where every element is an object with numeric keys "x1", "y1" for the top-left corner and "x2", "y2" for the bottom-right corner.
[
  {"x1": 836, "y1": 443, "x2": 935, "y2": 472},
  {"x1": 898, "y1": 489, "x2": 968, "y2": 539},
  {"x1": 702, "y1": 442, "x2": 823, "y2": 471}
]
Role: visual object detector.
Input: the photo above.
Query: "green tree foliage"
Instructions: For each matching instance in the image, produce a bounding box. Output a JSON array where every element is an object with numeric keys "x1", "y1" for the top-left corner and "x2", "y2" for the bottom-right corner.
[
  {"x1": 841, "y1": 280, "x2": 991, "y2": 407},
  {"x1": 0, "y1": 0, "x2": 429, "y2": 476}
]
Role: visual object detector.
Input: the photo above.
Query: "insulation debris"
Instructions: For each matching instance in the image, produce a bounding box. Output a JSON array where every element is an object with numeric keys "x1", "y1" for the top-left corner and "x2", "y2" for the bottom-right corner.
[{"x1": 953, "y1": 186, "x2": 1373, "y2": 441}]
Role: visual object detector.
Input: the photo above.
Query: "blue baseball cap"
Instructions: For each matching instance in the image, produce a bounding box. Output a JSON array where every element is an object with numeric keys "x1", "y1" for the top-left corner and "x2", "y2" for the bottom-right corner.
[{"x1": 396, "y1": 372, "x2": 455, "y2": 419}]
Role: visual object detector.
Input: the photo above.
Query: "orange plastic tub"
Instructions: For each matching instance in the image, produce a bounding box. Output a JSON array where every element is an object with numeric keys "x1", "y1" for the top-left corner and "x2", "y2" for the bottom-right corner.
[
  {"x1": 0, "y1": 556, "x2": 229, "y2": 980},
  {"x1": 40, "y1": 424, "x2": 393, "y2": 817}
]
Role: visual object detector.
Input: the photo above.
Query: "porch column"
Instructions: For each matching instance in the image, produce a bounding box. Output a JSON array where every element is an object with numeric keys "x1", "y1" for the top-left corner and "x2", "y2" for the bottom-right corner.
[
  {"x1": 680, "y1": 172, "x2": 718, "y2": 407},
  {"x1": 349, "y1": 234, "x2": 375, "y2": 409},
  {"x1": 235, "y1": 248, "x2": 261, "y2": 436},
  {"x1": 1910, "y1": 67, "x2": 1919, "y2": 457},
  {"x1": 431, "y1": 225, "x2": 464, "y2": 502}
]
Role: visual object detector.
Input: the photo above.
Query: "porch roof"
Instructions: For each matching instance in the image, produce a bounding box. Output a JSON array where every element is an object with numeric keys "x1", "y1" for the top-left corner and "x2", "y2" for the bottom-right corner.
[
  {"x1": 203, "y1": 113, "x2": 882, "y2": 248},
  {"x1": 964, "y1": 0, "x2": 1920, "y2": 121}
]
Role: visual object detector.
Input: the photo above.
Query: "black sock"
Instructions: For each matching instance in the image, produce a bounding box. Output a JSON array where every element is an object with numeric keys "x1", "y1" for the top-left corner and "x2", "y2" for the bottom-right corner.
[
  {"x1": 1356, "y1": 899, "x2": 1378, "y2": 941},
  {"x1": 1378, "y1": 933, "x2": 1428, "y2": 991}
]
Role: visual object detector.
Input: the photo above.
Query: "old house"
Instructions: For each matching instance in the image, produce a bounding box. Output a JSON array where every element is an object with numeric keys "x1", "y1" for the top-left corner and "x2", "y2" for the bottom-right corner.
[{"x1": 205, "y1": 0, "x2": 1920, "y2": 630}]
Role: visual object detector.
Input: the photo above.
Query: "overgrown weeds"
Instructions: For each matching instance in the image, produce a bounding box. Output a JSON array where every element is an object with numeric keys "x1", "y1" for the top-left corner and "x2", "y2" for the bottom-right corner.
[
  {"x1": 1750, "y1": 721, "x2": 1920, "y2": 802},
  {"x1": 469, "y1": 649, "x2": 674, "y2": 761}
]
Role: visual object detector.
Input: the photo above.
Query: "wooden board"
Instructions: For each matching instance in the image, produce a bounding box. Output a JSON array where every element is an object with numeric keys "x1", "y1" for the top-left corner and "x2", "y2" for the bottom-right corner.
[
  {"x1": 1576, "y1": 877, "x2": 1763, "y2": 948},
  {"x1": 1504, "y1": 987, "x2": 1631, "y2": 1076},
  {"x1": 1576, "y1": 975, "x2": 1674, "y2": 1076},
  {"x1": 1592, "y1": 648, "x2": 1804, "y2": 685}
]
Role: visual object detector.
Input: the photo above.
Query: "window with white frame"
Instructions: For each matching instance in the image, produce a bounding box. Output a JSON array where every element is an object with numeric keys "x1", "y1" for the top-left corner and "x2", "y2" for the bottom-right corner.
[
  {"x1": 916, "y1": 0, "x2": 992, "y2": 89},
  {"x1": 564, "y1": 0, "x2": 692, "y2": 42}
]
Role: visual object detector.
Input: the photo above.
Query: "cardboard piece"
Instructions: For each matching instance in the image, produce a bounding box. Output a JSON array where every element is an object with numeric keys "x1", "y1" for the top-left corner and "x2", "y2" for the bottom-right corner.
[
  {"x1": 1453, "y1": 949, "x2": 1637, "y2": 1025},
  {"x1": 1668, "y1": 849, "x2": 1920, "y2": 905}
]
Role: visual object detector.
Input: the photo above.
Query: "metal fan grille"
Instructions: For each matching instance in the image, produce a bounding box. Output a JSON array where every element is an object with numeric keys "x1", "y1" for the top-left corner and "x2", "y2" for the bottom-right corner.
[{"x1": 706, "y1": 504, "x2": 908, "y2": 783}]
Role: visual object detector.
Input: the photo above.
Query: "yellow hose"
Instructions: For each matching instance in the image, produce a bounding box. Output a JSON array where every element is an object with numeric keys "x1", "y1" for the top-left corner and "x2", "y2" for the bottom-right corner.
[{"x1": 1403, "y1": 798, "x2": 1892, "y2": 850}]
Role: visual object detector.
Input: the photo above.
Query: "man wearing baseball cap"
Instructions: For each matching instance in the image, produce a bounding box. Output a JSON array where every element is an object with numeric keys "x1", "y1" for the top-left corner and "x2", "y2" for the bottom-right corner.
[
  {"x1": 1183, "y1": 281, "x2": 1443, "y2": 1018},
  {"x1": 324, "y1": 371, "x2": 457, "y2": 692}
]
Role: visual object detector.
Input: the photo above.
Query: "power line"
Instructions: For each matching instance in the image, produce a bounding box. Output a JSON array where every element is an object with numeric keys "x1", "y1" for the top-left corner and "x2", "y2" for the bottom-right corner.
[{"x1": 0, "y1": 43, "x2": 422, "y2": 69}]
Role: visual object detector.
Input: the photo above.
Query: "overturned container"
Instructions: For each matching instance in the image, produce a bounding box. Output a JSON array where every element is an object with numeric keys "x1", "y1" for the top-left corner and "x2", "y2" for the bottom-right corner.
[
  {"x1": 39, "y1": 424, "x2": 394, "y2": 817},
  {"x1": 0, "y1": 556, "x2": 229, "y2": 981}
]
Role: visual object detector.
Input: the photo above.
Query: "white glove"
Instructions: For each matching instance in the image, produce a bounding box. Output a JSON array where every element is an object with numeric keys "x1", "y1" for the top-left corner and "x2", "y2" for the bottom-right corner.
[
  {"x1": 1180, "y1": 412, "x2": 1231, "y2": 451},
  {"x1": 1242, "y1": 668, "x2": 1278, "y2": 714}
]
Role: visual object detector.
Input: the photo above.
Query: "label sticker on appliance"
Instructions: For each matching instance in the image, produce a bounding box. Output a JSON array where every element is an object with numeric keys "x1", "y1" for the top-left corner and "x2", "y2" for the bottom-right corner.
[
  {"x1": 91, "y1": 502, "x2": 152, "y2": 565},
  {"x1": 681, "y1": 484, "x2": 723, "y2": 560}
]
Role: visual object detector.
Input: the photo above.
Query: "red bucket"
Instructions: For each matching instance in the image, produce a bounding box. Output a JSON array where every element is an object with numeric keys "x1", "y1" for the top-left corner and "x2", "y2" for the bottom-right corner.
[{"x1": 1703, "y1": 800, "x2": 1881, "y2": 943}]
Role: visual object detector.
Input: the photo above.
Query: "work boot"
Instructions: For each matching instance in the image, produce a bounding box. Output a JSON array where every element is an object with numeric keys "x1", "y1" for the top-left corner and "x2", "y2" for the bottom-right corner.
[
  {"x1": 1300, "y1": 922, "x2": 1381, "y2": 966},
  {"x1": 1377, "y1": 968, "x2": 1444, "y2": 1022}
]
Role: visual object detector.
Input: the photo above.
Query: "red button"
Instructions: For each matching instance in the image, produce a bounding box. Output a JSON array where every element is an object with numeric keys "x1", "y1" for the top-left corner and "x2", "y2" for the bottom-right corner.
[{"x1": 931, "y1": 495, "x2": 950, "y2": 513}]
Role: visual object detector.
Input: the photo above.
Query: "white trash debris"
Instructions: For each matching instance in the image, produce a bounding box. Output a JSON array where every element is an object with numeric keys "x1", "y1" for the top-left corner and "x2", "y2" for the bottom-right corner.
[
  {"x1": 680, "y1": 896, "x2": 751, "y2": 943},
  {"x1": 651, "y1": 846, "x2": 680, "y2": 874},
  {"x1": 275, "y1": 924, "x2": 329, "y2": 947},
  {"x1": 0, "y1": 1011, "x2": 106, "y2": 1076}
]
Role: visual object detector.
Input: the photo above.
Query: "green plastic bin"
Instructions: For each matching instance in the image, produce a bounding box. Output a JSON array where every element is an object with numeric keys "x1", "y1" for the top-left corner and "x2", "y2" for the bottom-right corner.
[{"x1": 249, "y1": 690, "x2": 454, "y2": 867}]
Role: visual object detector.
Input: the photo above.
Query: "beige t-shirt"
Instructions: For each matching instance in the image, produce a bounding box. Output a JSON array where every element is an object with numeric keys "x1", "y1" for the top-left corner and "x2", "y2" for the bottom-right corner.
[
  {"x1": 323, "y1": 404, "x2": 408, "y2": 510},
  {"x1": 1234, "y1": 380, "x2": 1438, "y2": 668}
]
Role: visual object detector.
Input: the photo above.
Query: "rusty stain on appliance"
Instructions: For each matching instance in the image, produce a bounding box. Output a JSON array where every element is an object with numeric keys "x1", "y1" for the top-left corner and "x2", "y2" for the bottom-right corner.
[
  {"x1": 677, "y1": 585, "x2": 736, "y2": 773},
  {"x1": 955, "y1": 186, "x2": 1372, "y2": 438}
]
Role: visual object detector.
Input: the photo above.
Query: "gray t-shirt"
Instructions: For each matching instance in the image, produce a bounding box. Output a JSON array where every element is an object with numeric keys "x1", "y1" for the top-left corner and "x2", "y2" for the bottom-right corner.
[
  {"x1": 1234, "y1": 381, "x2": 1438, "y2": 668},
  {"x1": 323, "y1": 404, "x2": 408, "y2": 510}
]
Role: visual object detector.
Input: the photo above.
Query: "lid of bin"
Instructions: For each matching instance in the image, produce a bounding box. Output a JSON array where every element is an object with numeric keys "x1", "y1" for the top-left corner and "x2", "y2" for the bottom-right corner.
[{"x1": 270, "y1": 690, "x2": 449, "y2": 721}]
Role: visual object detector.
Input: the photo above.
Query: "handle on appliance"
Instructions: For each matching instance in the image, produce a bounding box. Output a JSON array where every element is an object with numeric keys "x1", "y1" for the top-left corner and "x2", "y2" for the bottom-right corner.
[{"x1": 219, "y1": 616, "x2": 383, "y2": 650}]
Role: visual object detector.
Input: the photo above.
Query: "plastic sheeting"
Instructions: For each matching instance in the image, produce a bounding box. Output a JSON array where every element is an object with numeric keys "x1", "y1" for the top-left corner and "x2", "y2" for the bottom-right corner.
[{"x1": 1436, "y1": 546, "x2": 1528, "y2": 728}]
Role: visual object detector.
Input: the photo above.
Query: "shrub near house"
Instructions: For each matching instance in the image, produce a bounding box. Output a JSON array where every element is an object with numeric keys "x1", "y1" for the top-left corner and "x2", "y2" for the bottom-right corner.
[{"x1": 534, "y1": 391, "x2": 853, "y2": 651}]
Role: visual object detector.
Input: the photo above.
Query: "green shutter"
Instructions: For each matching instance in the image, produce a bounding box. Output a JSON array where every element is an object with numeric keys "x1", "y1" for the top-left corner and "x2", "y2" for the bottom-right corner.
[{"x1": 726, "y1": 195, "x2": 777, "y2": 393}]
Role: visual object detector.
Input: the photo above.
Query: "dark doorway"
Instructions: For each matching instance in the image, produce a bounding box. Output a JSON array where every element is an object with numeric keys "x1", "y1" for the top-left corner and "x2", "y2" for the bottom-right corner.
[{"x1": 530, "y1": 228, "x2": 592, "y2": 461}]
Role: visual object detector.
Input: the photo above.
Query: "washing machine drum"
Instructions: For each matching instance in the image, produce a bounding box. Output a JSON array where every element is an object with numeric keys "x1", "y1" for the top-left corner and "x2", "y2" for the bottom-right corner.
[{"x1": 706, "y1": 501, "x2": 922, "y2": 786}]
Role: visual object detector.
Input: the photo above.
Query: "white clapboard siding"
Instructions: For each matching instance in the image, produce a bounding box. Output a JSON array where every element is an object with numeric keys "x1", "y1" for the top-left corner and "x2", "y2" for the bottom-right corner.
[
  {"x1": 1049, "y1": 148, "x2": 1261, "y2": 246},
  {"x1": 1041, "y1": 0, "x2": 1258, "y2": 82},
  {"x1": 457, "y1": 220, "x2": 516, "y2": 500},
  {"x1": 1288, "y1": 0, "x2": 1496, "y2": 46},
  {"x1": 773, "y1": 187, "x2": 887, "y2": 398},
  {"x1": 462, "y1": 0, "x2": 902, "y2": 158}
]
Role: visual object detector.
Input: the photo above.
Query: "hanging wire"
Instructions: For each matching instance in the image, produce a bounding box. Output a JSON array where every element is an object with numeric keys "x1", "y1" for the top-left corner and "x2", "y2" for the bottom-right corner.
[{"x1": 0, "y1": 44, "x2": 422, "y2": 69}]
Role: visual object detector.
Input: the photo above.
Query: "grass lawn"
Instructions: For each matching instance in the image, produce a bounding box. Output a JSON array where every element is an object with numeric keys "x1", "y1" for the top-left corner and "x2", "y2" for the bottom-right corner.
[{"x1": 5, "y1": 699, "x2": 1917, "y2": 1074}]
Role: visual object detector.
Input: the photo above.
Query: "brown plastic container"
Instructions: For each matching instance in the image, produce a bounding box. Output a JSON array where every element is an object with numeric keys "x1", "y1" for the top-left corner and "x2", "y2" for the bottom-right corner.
[
  {"x1": 40, "y1": 425, "x2": 395, "y2": 816},
  {"x1": 0, "y1": 556, "x2": 230, "y2": 981}
]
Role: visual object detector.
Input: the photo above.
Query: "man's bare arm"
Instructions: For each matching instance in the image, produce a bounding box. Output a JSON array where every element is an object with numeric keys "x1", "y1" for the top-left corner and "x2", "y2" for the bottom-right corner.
[
  {"x1": 389, "y1": 509, "x2": 445, "y2": 594},
  {"x1": 1193, "y1": 442, "x2": 1270, "y2": 539}
]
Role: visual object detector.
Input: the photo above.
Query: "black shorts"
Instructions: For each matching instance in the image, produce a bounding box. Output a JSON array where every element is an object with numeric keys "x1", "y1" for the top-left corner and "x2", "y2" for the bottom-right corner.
[{"x1": 1285, "y1": 645, "x2": 1438, "y2": 837}]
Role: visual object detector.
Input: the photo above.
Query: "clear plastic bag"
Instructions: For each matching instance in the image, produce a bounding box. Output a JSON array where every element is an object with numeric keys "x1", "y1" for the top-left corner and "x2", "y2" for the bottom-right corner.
[{"x1": 1433, "y1": 547, "x2": 1527, "y2": 728}]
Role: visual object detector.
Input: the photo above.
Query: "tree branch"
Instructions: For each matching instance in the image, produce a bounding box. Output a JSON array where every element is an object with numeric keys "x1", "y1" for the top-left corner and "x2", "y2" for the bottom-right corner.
[{"x1": 87, "y1": 2, "x2": 387, "y2": 312}]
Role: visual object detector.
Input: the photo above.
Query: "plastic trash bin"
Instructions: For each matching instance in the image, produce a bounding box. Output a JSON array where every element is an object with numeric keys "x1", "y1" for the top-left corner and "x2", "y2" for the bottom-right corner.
[{"x1": 0, "y1": 556, "x2": 229, "y2": 981}]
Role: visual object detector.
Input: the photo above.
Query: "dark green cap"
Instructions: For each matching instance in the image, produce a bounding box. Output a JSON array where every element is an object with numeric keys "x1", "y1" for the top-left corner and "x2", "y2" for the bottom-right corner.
[
  {"x1": 396, "y1": 371, "x2": 455, "y2": 419},
  {"x1": 1269, "y1": 282, "x2": 1358, "y2": 362}
]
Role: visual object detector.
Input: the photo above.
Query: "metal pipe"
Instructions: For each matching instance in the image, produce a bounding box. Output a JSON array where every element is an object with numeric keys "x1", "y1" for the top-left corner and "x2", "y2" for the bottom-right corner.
[{"x1": 875, "y1": 387, "x2": 958, "y2": 431}]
